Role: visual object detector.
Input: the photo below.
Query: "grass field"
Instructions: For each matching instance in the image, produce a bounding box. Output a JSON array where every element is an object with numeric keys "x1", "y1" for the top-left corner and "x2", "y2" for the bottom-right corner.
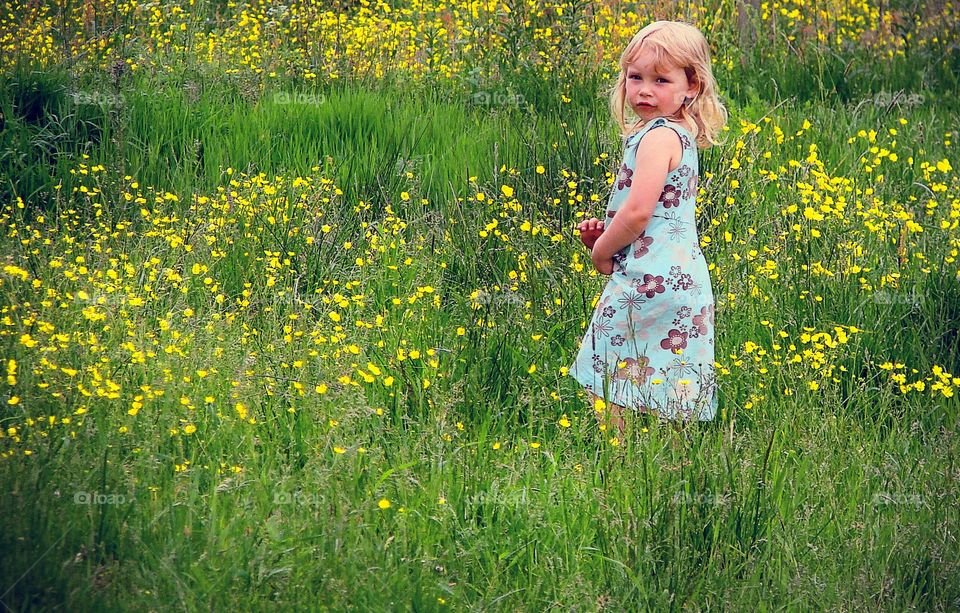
[{"x1": 1, "y1": 0, "x2": 959, "y2": 609}]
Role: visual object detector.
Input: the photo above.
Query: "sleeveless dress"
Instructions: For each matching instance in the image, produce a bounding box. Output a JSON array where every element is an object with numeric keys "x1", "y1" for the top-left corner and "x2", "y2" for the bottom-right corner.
[{"x1": 568, "y1": 117, "x2": 718, "y2": 421}]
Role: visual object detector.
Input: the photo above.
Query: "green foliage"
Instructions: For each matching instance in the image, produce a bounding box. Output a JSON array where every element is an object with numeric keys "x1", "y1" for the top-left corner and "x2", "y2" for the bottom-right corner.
[{"x1": 1, "y1": 1, "x2": 959, "y2": 610}]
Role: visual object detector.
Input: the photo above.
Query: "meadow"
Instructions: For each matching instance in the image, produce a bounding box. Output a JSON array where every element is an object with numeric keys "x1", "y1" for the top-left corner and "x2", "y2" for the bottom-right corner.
[{"x1": 1, "y1": 0, "x2": 959, "y2": 609}]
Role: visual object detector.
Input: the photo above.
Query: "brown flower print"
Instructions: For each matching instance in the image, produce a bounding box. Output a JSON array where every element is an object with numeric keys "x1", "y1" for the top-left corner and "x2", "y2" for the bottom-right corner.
[
  {"x1": 659, "y1": 184, "x2": 681, "y2": 208},
  {"x1": 672, "y1": 306, "x2": 692, "y2": 326},
  {"x1": 612, "y1": 248, "x2": 629, "y2": 275},
  {"x1": 660, "y1": 328, "x2": 688, "y2": 353},
  {"x1": 633, "y1": 232, "x2": 654, "y2": 258},
  {"x1": 611, "y1": 356, "x2": 656, "y2": 386},
  {"x1": 636, "y1": 274, "x2": 666, "y2": 299},
  {"x1": 668, "y1": 267, "x2": 695, "y2": 291},
  {"x1": 617, "y1": 164, "x2": 633, "y2": 191},
  {"x1": 691, "y1": 306, "x2": 710, "y2": 337},
  {"x1": 683, "y1": 172, "x2": 698, "y2": 200}
]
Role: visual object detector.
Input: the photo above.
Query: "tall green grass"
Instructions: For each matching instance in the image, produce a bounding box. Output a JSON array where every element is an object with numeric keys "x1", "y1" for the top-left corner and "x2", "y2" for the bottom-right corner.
[{"x1": 1, "y1": 3, "x2": 959, "y2": 611}]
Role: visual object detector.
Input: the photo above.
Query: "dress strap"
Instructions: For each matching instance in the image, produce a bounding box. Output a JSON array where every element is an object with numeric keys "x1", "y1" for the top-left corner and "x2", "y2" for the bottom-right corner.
[
  {"x1": 644, "y1": 118, "x2": 696, "y2": 154},
  {"x1": 624, "y1": 119, "x2": 658, "y2": 145},
  {"x1": 625, "y1": 117, "x2": 691, "y2": 149}
]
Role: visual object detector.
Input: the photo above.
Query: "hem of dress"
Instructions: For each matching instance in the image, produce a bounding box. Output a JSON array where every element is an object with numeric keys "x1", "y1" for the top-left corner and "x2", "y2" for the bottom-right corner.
[{"x1": 566, "y1": 365, "x2": 716, "y2": 422}]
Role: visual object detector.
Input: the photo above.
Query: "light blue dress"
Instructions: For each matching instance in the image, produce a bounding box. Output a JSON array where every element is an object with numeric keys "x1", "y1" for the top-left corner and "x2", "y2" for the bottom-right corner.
[{"x1": 568, "y1": 117, "x2": 718, "y2": 421}]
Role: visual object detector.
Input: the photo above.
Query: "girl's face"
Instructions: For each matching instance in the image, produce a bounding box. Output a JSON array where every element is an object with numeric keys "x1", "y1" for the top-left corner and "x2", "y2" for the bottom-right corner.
[{"x1": 624, "y1": 46, "x2": 698, "y2": 121}]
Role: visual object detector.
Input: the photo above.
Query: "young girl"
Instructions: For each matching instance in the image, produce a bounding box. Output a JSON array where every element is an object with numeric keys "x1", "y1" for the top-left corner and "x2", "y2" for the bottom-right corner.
[{"x1": 568, "y1": 20, "x2": 728, "y2": 432}]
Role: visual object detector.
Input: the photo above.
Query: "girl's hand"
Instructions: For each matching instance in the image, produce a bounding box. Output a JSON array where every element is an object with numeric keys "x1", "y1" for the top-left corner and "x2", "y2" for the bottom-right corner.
[
  {"x1": 591, "y1": 248, "x2": 614, "y2": 276},
  {"x1": 576, "y1": 218, "x2": 605, "y2": 250}
]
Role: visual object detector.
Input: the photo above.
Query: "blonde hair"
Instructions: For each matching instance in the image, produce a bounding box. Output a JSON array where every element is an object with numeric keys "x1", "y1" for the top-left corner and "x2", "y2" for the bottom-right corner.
[{"x1": 608, "y1": 20, "x2": 728, "y2": 149}]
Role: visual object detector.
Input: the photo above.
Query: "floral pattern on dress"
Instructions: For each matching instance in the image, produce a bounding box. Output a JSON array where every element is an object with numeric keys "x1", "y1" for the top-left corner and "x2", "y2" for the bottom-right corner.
[
  {"x1": 616, "y1": 164, "x2": 634, "y2": 191},
  {"x1": 633, "y1": 232, "x2": 654, "y2": 258},
  {"x1": 683, "y1": 173, "x2": 698, "y2": 200},
  {"x1": 611, "y1": 356, "x2": 656, "y2": 386},
  {"x1": 660, "y1": 184, "x2": 682, "y2": 208},
  {"x1": 636, "y1": 274, "x2": 666, "y2": 299}
]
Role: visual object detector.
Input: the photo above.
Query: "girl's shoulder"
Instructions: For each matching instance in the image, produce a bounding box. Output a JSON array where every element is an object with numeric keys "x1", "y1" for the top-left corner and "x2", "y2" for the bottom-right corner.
[
  {"x1": 625, "y1": 117, "x2": 694, "y2": 146},
  {"x1": 625, "y1": 117, "x2": 696, "y2": 150}
]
